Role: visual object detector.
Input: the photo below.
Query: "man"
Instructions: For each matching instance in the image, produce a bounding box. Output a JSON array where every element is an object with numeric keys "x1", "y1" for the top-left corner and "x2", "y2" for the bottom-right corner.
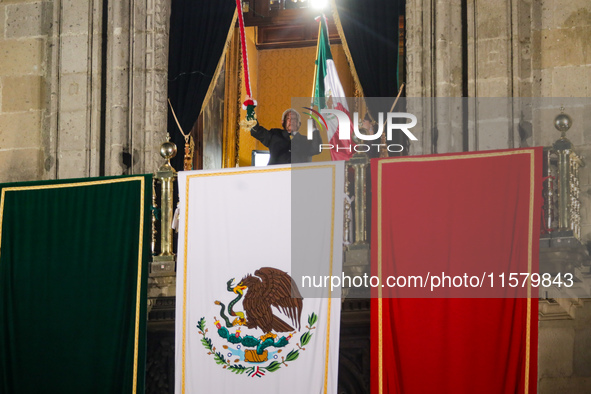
[{"x1": 250, "y1": 109, "x2": 322, "y2": 165}]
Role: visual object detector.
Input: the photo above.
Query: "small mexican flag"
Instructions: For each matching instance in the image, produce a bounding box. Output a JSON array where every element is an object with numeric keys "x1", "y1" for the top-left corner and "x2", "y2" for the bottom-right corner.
[{"x1": 313, "y1": 16, "x2": 355, "y2": 161}]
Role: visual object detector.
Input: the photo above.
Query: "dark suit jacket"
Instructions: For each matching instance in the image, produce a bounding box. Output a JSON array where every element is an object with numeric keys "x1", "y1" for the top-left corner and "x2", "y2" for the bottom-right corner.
[{"x1": 250, "y1": 124, "x2": 322, "y2": 165}]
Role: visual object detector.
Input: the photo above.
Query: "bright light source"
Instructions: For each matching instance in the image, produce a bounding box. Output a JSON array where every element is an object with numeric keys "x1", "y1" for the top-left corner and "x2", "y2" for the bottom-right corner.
[
  {"x1": 310, "y1": 0, "x2": 328, "y2": 10},
  {"x1": 252, "y1": 150, "x2": 270, "y2": 166}
]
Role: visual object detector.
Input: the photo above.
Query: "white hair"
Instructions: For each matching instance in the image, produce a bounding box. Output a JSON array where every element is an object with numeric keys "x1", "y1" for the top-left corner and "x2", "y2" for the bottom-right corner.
[{"x1": 281, "y1": 108, "x2": 301, "y2": 126}]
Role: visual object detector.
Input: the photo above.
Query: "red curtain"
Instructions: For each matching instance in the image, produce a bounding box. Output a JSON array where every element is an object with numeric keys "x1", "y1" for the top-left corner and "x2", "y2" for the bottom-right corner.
[{"x1": 371, "y1": 149, "x2": 542, "y2": 394}]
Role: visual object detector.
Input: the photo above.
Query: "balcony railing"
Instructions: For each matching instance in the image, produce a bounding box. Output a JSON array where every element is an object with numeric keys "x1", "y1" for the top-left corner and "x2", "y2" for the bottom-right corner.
[{"x1": 542, "y1": 116, "x2": 585, "y2": 241}]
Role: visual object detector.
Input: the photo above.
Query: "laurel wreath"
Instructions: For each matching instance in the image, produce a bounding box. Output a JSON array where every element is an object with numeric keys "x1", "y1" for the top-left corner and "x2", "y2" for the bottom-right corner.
[{"x1": 197, "y1": 312, "x2": 318, "y2": 376}]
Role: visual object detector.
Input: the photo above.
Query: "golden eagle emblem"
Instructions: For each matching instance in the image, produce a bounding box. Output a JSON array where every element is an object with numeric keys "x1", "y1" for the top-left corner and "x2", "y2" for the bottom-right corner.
[
  {"x1": 236, "y1": 267, "x2": 303, "y2": 334},
  {"x1": 202, "y1": 267, "x2": 315, "y2": 377}
]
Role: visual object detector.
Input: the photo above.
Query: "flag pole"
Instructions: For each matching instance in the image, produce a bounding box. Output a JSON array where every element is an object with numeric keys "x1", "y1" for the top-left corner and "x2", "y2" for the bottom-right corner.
[
  {"x1": 379, "y1": 83, "x2": 405, "y2": 158},
  {"x1": 388, "y1": 83, "x2": 405, "y2": 114},
  {"x1": 310, "y1": 18, "x2": 323, "y2": 110}
]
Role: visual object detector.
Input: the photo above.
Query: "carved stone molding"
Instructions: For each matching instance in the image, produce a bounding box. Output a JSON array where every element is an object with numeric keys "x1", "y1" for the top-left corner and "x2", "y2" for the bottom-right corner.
[
  {"x1": 539, "y1": 237, "x2": 591, "y2": 302},
  {"x1": 539, "y1": 235, "x2": 591, "y2": 320},
  {"x1": 539, "y1": 298, "x2": 586, "y2": 321},
  {"x1": 100, "y1": 0, "x2": 170, "y2": 176},
  {"x1": 148, "y1": 296, "x2": 176, "y2": 326}
]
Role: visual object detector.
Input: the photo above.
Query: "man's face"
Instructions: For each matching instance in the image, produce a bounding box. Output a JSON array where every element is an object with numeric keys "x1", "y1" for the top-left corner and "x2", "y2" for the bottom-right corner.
[{"x1": 285, "y1": 112, "x2": 300, "y2": 133}]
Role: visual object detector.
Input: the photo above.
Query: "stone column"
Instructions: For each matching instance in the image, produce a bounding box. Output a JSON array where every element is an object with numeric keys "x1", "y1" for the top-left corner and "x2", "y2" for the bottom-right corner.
[
  {"x1": 405, "y1": 0, "x2": 464, "y2": 155},
  {"x1": 104, "y1": 0, "x2": 131, "y2": 175},
  {"x1": 465, "y1": 0, "x2": 535, "y2": 151},
  {"x1": 142, "y1": 0, "x2": 171, "y2": 174},
  {"x1": 104, "y1": 0, "x2": 170, "y2": 176},
  {"x1": 406, "y1": 0, "x2": 434, "y2": 155},
  {"x1": 46, "y1": 0, "x2": 104, "y2": 179}
]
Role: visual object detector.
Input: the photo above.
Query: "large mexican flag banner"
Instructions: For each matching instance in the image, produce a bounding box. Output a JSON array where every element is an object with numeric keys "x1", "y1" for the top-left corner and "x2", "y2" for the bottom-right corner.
[{"x1": 176, "y1": 163, "x2": 344, "y2": 394}]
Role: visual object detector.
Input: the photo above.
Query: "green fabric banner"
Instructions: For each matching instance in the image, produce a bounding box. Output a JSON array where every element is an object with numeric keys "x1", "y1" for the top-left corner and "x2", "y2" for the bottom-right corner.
[{"x1": 0, "y1": 175, "x2": 151, "y2": 394}]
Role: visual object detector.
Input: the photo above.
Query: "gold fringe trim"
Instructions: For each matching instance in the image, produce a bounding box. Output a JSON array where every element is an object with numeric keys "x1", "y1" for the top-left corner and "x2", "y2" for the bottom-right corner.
[{"x1": 201, "y1": 10, "x2": 238, "y2": 114}]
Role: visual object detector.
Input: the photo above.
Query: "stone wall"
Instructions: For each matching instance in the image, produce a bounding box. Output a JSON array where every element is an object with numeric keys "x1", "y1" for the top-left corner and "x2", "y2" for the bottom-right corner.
[
  {"x1": 533, "y1": 0, "x2": 591, "y2": 98},
  {"x1": 0, "y1": 0, "x2": 49, "y2": 182},
  {"x1": 539, "y1": 299, "x2": 591, "y2": 392},
  {"x1": 0, "y1": 0, "x2": 170, "y2": 184},
  {"x1": 405, "y1": 0, "x2": 591, "y2": 155}
]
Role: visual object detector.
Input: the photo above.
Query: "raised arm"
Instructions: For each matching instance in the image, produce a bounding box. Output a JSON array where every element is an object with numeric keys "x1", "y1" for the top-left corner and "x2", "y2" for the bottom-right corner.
[{"x1": 250, "y1": 123, "x2": 272, "y2": 147}]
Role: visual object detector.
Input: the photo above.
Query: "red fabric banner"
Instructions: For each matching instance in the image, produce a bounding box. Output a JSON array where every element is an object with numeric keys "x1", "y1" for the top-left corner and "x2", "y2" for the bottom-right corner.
[{"x1": 371, "y1": 149, "x2": 542, "y2": 394}]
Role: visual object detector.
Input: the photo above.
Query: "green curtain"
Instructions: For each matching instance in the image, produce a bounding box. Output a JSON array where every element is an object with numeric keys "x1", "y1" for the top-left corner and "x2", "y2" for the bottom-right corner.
[{"x1": 0, "y1": 175, "x2": 151, "y2": 394}]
